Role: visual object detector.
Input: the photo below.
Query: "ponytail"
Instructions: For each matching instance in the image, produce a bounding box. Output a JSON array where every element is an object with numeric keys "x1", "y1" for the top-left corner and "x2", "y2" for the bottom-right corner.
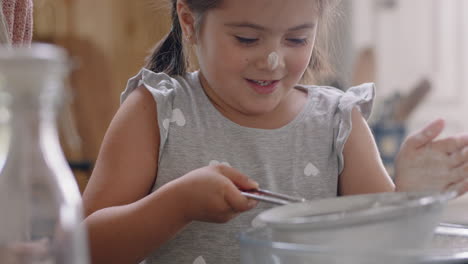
[{"x1": 146, "y1": 0, "x2": 187, "y2": 76}]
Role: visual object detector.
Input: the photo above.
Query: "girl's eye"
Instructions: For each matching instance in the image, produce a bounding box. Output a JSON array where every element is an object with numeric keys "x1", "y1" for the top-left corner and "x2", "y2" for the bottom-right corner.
[
  {"x1": 235, "y1": 36, "x2": 258, "y2": 44},
  {"x1": 287, "y1": 38, "x2": 308, "y2": 46}
]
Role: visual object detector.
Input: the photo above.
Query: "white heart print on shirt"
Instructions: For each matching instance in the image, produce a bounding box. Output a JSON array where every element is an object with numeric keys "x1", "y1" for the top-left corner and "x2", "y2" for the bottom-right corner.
[
  {"x1": 162, "y1": 108, "x2": 186, "y2": 130},
  {"x1": 193, "y1": 256, "x2": 206, "y2": 264},
  {"x1": 304, "y1": 162, "x2": 320, "y2": 177},
  {"x1": 209, "y1": 160, "x2": 231, "y2": 167}
]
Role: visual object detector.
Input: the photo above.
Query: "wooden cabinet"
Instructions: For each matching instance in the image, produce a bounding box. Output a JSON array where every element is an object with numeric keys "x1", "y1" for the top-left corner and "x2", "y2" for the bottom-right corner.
[{"x1": 33, "y1": 0, "x2": 171, "y2": 191}]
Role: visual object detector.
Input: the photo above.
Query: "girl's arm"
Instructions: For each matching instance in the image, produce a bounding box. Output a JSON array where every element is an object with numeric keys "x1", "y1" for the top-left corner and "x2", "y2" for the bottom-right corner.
[
  {"x1": 82, "y1": 86, "x2": 257, "y2": 264},
  {"x1": 339, "y1": 107, "x2": 395, "y2": 195},
  {"x1": 82, "y1": 86, "x2": 168, "y2": 263}
]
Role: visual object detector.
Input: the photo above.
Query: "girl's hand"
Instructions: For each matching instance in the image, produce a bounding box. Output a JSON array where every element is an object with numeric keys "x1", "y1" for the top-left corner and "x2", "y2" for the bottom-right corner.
[
  {"x1": 170, "y1": 165, "x2": 259, "y2": 223},
  {"x1": 394, "y1": 119, "x2": 468, "y2": 195}
]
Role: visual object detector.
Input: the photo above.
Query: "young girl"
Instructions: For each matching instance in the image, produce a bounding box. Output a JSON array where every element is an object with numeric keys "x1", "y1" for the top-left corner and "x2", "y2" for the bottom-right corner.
[{"x1": 82, "y1": 0, "x2": 468, "y2": 263}]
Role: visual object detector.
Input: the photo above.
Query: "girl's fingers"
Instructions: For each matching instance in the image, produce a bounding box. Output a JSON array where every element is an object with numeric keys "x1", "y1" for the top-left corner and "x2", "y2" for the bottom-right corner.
[
  {"x1": 403, "y1": 119, "x2": 445, "y2": 149},
  {"x1": 449, "y1": 146, "x2": 468, "y2": 169},
  {"x1": 224, "y1": 183, "x2": 257, "y2": 213},
  {"x1": 213, "y1": 165, "x2": 258, "y2": 212},
  {"x1": 457, "y1": 134, "x2": 468, "y2": 148},
  {"x1": 447, "y1": 178, "x2": 468, "y2": 197},
  {"x1": 448, "y1": 163, "x2": 468, "y2": 186},
  {"x1": 432, "y1": 135, "x2": 468, "y2": 154},
  {"x1": 431, "y1": 137, "x2": 462, "y2": 154},
  {"x1": 218, "y1": 165, "x2": 259, "y2": 190}
]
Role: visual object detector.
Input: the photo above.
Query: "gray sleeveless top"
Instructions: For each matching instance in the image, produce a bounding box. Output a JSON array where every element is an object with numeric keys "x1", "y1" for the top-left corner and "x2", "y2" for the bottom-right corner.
[{"x1": 122, "y1": 68, "x2": 375, "y2": 264}]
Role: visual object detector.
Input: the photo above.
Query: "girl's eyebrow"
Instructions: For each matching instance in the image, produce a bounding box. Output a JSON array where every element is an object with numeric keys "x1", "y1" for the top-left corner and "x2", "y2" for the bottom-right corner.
[{"x1": 224, "y1": 22, "x2": 316, "y2": 32}]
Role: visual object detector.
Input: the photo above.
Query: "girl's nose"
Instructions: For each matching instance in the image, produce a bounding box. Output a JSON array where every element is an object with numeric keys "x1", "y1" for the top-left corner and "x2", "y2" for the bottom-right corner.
[
  {"x1": 268, "y1": 52, "x2": 279, "y2": 70},
  {"x1": 255, "y1": 50, "x2": 284, "y2": 71}
]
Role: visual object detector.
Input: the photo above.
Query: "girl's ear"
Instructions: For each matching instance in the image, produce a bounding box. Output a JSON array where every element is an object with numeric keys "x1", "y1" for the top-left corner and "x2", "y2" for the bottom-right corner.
[{"x1": 177, "y1": 0, "x2": 197, "y2": 44}]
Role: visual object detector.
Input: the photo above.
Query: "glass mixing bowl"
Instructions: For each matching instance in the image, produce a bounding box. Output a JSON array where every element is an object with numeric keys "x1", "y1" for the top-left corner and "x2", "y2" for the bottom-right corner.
[
  {"x1": 251, "y1": 191, "x2": 456, "y2": 250},
  {"x1": 239, "y1": 224, "x2": 468, "y2": 264}
]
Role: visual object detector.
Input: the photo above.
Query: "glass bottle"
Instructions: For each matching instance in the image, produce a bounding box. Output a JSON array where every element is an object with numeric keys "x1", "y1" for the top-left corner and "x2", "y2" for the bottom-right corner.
[{"x1": 0, "y1": 44, "x2": 89, "y2": 264}]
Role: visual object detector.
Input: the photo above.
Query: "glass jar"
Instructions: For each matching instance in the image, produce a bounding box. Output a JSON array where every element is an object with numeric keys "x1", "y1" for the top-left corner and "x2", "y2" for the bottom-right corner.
[{"x1": 0, "y1": 44, "x2": 89, "y2": 264}]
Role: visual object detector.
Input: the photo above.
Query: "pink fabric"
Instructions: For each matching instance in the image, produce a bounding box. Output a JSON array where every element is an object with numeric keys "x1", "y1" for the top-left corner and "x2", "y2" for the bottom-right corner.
[{"x1": 2, "y1": 0, "x2": 33, "y2": 45}]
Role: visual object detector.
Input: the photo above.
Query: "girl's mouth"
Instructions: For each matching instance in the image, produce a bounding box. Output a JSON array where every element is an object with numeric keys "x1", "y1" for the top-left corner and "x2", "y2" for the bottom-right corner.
[{"x1": 246, "y1": 79, "x2": 279, "y2": 94}]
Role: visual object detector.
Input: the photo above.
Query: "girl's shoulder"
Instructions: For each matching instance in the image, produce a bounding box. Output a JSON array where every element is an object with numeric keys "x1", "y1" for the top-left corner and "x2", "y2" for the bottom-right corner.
[
  {"x1": 297, "y1": 83, "x2": 375, "y2": 117},
  {"x1": 121, "y1": 68, "x2": 198, "y2": 104},
  {"x1": 296, "y1": 83, "x2": 376, "y2": 174},
  {"x1": 297, "y1": 82, "x2": 375, "y2": 102}
]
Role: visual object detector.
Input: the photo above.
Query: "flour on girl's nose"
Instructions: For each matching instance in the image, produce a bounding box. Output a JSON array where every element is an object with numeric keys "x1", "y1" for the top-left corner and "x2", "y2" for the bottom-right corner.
[
  {"x1": 162, "y1": 108, "x2": 186, "y2": 130},
  {"x1": 268, "y1": 51, "x2": 279, "y2": 70},
  {"x1": 304, "y1": 162, "x2": 320, "y2": 177},
  {"x1": 209, "y1": 160, "x2": 231, "y2": 167},
  {"x1": 193, "y1": 256, "x2": 207, "y2": 264}
]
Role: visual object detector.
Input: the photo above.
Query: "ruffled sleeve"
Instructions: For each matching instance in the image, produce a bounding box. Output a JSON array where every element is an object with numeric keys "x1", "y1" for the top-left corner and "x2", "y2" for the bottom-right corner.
[
  {"x1": 334, "y1": 83, "x2": 376, "y2": 173},
  {"x1": 121, "y1": 68, "x2": 180, "y2": 160}
]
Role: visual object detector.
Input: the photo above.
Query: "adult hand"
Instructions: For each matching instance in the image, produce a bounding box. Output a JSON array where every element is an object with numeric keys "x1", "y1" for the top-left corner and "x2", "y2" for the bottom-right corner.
[
  {"x1": 394, "y1": 119, "x2": 468, "y2": 195},
  {"x1": 171, "y1": 164, "x2": 259, "y2": 223}
]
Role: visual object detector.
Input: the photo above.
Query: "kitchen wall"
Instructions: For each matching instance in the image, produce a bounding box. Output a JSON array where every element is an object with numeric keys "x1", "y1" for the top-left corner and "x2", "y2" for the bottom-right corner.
[
  {"x1": 23, "y1": 0, "x2": 468, "y2": 192},
  {"x1": 349, "y1": 0, "x2": 468, "y2": 136},
  {"x1": 32, "y1": 0, "x2": 172, "y2": 191}
]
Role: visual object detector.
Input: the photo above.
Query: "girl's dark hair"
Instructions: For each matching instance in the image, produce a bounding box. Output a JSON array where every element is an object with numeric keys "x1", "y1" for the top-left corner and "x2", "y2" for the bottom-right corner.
[{"x1": 145, "y1": 0, "x2": 339, "y2": 80}]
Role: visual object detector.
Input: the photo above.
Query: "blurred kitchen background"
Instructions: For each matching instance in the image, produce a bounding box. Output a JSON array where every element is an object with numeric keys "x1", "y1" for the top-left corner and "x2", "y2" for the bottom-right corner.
[{"x1": 10, "y1": 0, "x2": 468, "y2": 193}]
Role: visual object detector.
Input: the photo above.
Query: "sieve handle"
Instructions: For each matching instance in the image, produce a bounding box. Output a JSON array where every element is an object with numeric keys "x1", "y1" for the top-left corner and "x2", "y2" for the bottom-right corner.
[{"x1": 241, "y1": 188, "x2": 306, "y2": 206}]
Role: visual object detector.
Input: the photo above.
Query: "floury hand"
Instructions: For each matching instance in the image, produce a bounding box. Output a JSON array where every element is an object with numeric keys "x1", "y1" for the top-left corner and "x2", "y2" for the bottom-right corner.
[{"x1": 394, "y1": 119, "x2": 468, "y2": 195}]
